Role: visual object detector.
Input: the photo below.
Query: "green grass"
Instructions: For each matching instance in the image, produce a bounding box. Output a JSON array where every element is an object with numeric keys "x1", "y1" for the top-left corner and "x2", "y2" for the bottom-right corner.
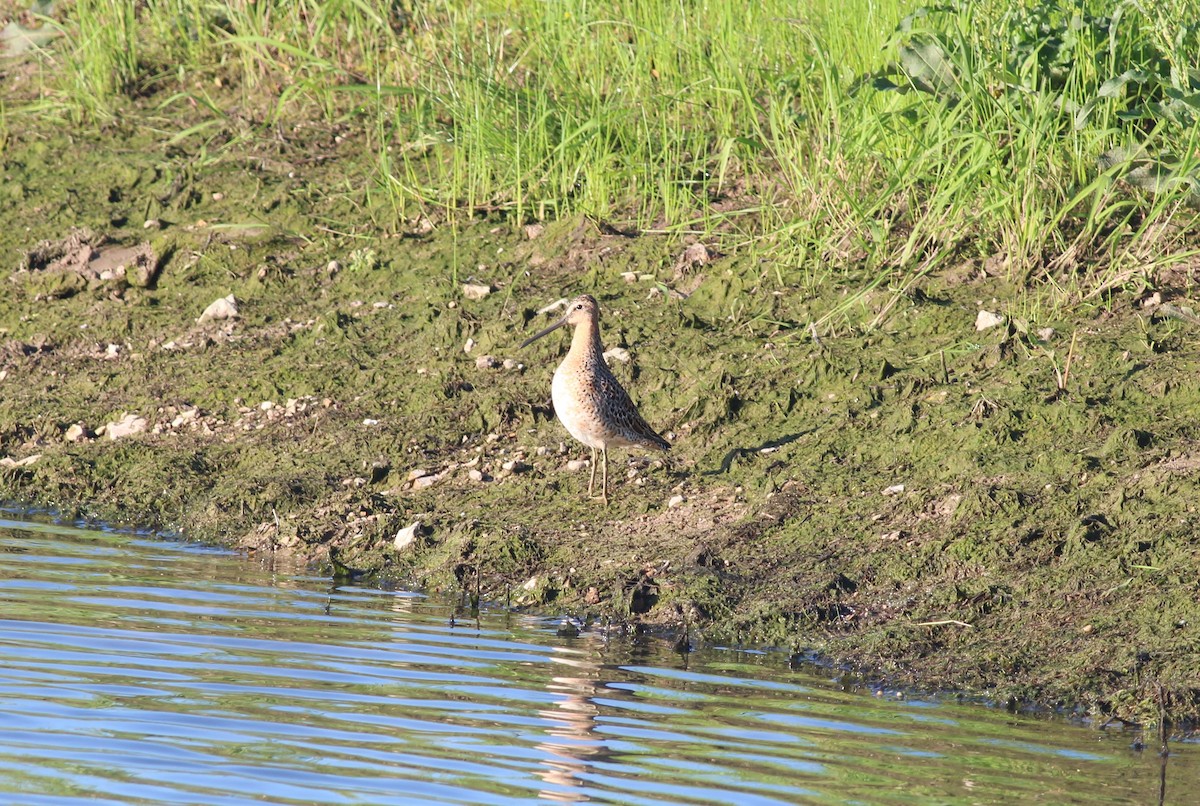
[{"x1": 4, "y1": 0, "x2": 1200, "y2": 321}]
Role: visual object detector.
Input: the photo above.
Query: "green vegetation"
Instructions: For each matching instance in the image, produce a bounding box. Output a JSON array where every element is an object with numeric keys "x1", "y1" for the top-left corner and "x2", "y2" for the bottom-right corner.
[
  {"x1": 3, "y1": 0, "x2": 1200, "y2": 726},
  {"x1": 9, "y1": 0, "x2": 1199, "y2": 304}
]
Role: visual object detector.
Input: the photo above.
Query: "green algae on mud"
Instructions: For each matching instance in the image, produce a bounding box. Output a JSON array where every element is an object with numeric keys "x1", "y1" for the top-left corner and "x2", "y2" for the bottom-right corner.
[{"x1": 4, "y1": 116, "x2": 1200, "y2": 727}]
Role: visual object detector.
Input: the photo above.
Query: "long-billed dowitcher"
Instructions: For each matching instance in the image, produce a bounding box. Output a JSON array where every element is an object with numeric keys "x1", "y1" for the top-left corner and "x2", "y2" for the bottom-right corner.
[{"x1": 520, "y1": 294, "x2": 670, "y2": 503}]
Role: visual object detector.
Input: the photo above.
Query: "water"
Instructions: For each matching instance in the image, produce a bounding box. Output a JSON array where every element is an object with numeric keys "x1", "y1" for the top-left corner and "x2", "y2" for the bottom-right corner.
[{"x1": 0, "y1": 515, "x2": 1190, "y2": 805}]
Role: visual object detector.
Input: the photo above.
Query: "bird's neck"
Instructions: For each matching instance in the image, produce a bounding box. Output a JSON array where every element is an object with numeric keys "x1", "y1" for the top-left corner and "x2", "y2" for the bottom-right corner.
[{"x1": 569, "y1": 319, "x2": 604, "y2": 364}]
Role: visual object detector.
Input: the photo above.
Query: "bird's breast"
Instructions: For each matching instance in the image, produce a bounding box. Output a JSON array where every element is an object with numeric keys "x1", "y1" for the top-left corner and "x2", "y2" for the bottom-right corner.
[{"x1": 551, "y1": 361, "x2": 607, "y2": 449}]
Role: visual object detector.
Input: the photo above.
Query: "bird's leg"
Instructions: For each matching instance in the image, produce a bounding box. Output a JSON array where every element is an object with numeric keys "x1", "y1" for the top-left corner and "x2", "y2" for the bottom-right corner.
[
  {"x1": 601, "y1": 448, "x2": 609, "y2": 505},
  {"x1": 588, "y1": 447, "x2": 597, "y2": 497}
]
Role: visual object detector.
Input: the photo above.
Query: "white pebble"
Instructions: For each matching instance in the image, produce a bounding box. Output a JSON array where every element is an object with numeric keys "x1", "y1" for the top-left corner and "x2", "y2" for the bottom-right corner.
[
  {"x1": 975, "y1": 310, "x2": 1005, "y2": 331},
  {"x1": 394, "y1": 522, "x2": 422, "y2": 550},
  {"x1": 197, "y1": 294, "x2": 238, "y2": 324},
  {"x1": 603, "y1": 347, "x2": 630, "y2": 363},
  {"x1": 462, "y1": 283, "x2": 492, "y2": 300}
]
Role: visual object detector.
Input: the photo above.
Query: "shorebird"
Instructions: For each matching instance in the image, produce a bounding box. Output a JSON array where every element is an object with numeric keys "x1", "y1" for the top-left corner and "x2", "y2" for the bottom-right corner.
[{"x1": 520, "y1": 294, "x2": 670, "y2": 503}]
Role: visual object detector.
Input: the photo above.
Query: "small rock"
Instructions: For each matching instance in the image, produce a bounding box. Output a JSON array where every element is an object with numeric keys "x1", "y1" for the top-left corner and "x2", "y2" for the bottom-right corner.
[
  {"x1": 0, "y1": 454, "x2": 40, "y2": 469},
  {"x1": 603, "y1": 347, "x2": 630, "y2": 363},
  {"x1": 975, "y1": 310, "x2": 1005, "y2": 331},
  {"x1": 502, "y1": 460, "x2": 529, "y2": 473},
  {"x1": 882, "y1": 484, "x2": 905, "y2": 496},
  {"x1": 675, "y1": 242, "x2": 711, "y2": 272},
  {"x1": 104, "y1": 343, "x2": 120, "y2": 359},
  {"x1": 584, "y1": 586, "x2": 601, "y2": 605},
  {"x1": 1037, "y1": 327, "x2": 1055, "y2": 341},
  {"x1": 936, "y1": 494, "x2": 964, "y2": 519},
  {"x1": 212, "y1": 192, "x2": 224, "y2": 201},
  {"x1": 524, "y1": 223, "x2": 544, "y2": 240},
  {"x1": 566, "y1": 459, "x2": 589, "y2": 472},
  {"x1": 259, "y1": 401, "x2": 274, "y2": 411},
  {"x1": 107, "y1": 413, "x2": 147, "y2": 440},
  {"x1": 394, "y1": 521, "x2": 423, "y2": 551},
  {"x1": 462, "y1": 283, "x2": 492, "y2": 300},
  {"x1": 171, "y1": 409, "x2": 198, "y2": 428},
  {"x1": 326, "y1": 260, "x2": 340, "y2": 273},
  {"x1": 143, "y1": 219, "x2": 161, "y2": 230},
  {"x1": 412, "y1": 216, "x2": 435, "y2": 235},
  {"x1": 521, "y1": 575, "x2": 540, "y2": 591},
  {"x1": 197, "y1": 294, "x2": 238, "y2": 324},
  {"x1": 475, "y1": 355, "x2": 499, "y2": 370},
  {"x1": 412, "y1": 475, "x2": 438, "y2": 490},
  {"x1": 407, "y1": 468, "x2": 430, "y2": 481},
  {"x1": 468, "y1": 468, "x2": 485, "y2": 482},
  {"x1": 1142, "y1": 292, "x2": 1162, "y2": 308},
  {"x1": 502, "y1": 358, "x2": 522, "y2": 370},
  {"x1": 668, "y1": 494, "x2": 685, "y2": 508},
  {"x1": 362, "y1": 418, "x2": 379, "y2": 426},
  {"x1": 64, "y1": 423, "x2": 87, "y2": 442},
  {"x1": 535, "y1": 446, "x2": 548, "y2": 456},
  {"x1": 463, "y1": 338, "x2": 476, "y2": 354},
  {"x1": 621, "y1": 271, "x2": 638, "y2": 284}
]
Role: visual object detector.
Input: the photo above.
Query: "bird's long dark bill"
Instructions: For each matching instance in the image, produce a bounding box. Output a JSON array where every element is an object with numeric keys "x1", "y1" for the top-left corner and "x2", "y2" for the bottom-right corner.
[{"x1": 519, "y1": 317, "x2": 567, "y2": 348}]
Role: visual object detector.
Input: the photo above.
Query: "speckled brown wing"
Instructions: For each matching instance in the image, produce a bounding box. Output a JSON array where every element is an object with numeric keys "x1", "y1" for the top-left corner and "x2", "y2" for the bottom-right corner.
[{"x1": 592, "y1": 364, "x2": 670, "y2": 452}]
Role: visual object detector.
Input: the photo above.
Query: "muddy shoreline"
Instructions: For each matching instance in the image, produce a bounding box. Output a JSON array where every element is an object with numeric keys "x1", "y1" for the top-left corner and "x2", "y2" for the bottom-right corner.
[{"x1": 3, "y1": 114, "x2": 1200, "y2": 726}]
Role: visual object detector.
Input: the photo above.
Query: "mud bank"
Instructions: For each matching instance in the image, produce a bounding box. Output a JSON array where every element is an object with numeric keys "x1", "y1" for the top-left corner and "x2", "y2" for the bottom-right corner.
[{"x1": 3, "y1": 113, "x2": 1200, "y2": 726}]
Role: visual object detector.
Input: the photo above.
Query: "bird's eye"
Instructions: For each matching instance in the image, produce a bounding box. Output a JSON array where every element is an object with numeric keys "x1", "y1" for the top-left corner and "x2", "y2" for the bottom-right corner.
[{"x1": 575, "y1": 304, "x2": 583, "y2": 310}]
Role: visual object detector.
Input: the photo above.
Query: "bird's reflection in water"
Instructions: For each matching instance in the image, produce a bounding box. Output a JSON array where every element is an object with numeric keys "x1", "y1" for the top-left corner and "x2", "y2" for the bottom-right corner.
[{"x1": 536, "y1": 633, "x2": 612, "y2": 802}]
